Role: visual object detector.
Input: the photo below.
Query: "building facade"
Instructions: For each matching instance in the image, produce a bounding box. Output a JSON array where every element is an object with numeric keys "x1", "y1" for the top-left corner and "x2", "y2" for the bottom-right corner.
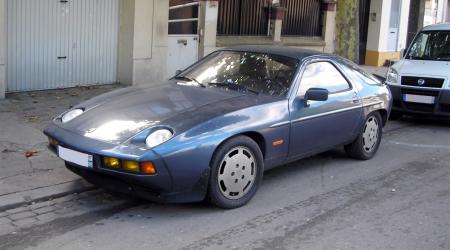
[
  {"x1": 0, "y1": 0, "x2": 448, "y2": 98},
  {"x1": 364, "y1": 0, "x2": 449, "y2": 66}
]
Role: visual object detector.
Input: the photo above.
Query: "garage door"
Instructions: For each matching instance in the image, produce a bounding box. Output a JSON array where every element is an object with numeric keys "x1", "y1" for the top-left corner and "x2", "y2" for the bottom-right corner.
[{"x1": 7, "y1": 0, "x2": 119, "y2": 92}]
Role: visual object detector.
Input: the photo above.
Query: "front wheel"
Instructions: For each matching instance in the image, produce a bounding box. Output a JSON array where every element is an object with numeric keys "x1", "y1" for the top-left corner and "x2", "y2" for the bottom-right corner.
[
  {"x1": 345, "y1": 112, "x2": 383, "y2": 160},
  {"x1": 207, "y1": 136, "x2": 264, "y2": 209}
]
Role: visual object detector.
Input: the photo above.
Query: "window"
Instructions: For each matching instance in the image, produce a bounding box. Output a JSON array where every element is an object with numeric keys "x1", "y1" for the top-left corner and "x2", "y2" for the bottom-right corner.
[
  {"x1": 180, "y1": 51, "x2": 299, "y2": 96},
  {"x1": 297, "y1": 62, "x2": 351, "y2": 97},
  {"x1": 407, "y1": 31, "x2": 450, "y2": 61},
  {"x1": 168, "y1": 0, "x2": 199, "y2": 35}
]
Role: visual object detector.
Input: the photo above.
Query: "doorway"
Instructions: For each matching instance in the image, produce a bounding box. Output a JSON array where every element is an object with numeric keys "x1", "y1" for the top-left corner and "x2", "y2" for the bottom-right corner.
[
  {"x1": 167, "y1": 0, "x2": 200, "y2": 77},
  {"x1": 6, "y1": 0, "x2": 119, "y2": 92},
  {"x1": 388, "y1": 0, "x2": 401, "y2": 52},
  {"x1": 359, "y1": 0, "x2": 372, "y2": 64}
]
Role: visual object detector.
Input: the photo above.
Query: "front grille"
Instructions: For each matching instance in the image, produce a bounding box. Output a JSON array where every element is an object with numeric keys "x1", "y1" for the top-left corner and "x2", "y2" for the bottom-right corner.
[
  {"x1": 401, "y1": 88, "x2": 440, "y2": 97},
  {"x1": 440, "y1": 104, "x2": 450, "y2": 113},
  {"x1": 404, "y1": 103, "x2": 435, "y2": 112},
  {"x1": 401, "y1": 76, "x2": 445, "y2": 88}
]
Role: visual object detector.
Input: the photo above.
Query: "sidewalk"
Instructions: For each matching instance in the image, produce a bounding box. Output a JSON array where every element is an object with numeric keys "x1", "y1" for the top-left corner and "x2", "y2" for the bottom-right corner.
[
  {"x1": 0, "y1": 84, "x2": 125, "y2": 211},
  {"x1": 360, "y1": 65, "x2": 388, "y2": 79}
]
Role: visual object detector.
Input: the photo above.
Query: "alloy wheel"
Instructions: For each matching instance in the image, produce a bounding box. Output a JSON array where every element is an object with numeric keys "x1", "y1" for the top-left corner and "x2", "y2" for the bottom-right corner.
[
  {"x1": 362, "y1": 116, "x2": 379, "y2": 153},
  {"x1": 217, "y1": 146, "x2": 256, "y2": 200}
]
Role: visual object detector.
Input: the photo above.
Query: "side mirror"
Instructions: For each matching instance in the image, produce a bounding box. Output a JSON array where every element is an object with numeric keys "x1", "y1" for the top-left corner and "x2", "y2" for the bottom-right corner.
[
  {"x1": 175, "y1": 70, "x2": 182, "y2": 76},
  {"x1": 304, "y1": 88, "x2": 328, "y2": 106}
]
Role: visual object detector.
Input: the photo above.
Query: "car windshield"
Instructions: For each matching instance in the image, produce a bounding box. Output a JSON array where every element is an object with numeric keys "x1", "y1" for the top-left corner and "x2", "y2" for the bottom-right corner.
[
  {"x1": 177, "y1": 51, "x2": 299, "y2": 96},
  {"x1": 406, "y1": 31, "x2": 450, "y2": 61}
]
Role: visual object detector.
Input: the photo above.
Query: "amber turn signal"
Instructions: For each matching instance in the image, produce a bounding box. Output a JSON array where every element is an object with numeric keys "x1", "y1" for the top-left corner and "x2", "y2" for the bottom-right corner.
[
  {"x1": 103, "y1": 157, "x2": 120, "y2": 169},
  {"x1": 48, "y1": 137, "x2": 58, "y2": 147},
  {"x1": 141, "y1": 162, "x2": 157, "y2": 175},
  {"x1": 272, "y1": 139, "x2": 284, "y2": 147},
  {"x1": 122, "y1": 160, "x2": 140, "y2": 173}
]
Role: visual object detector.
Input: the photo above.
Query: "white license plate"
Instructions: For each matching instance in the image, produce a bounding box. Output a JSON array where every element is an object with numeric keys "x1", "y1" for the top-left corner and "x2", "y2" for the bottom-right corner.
[
  {"x1": 403, "y1": 94, "x2": 435, "y2": 104},
  {"x1": 58, "y1": 146, "x2": 93, "y2": 168}
]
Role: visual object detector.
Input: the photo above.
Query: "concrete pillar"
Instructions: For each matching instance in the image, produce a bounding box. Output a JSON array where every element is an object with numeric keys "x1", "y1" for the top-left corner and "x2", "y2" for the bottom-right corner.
[
  {"x1": 365, "y1": 0, "x2": 410, "y2": 66},
  {"x1": 0, "y1": 0, "x2": 6, "y2": 99},
  {"x1": 269, "y1": 7, "x2": 286, "y2": 42},
  {"x1": 199, "y1": 0, "x2": 219, "y2": 57},
  {"x1": 117, "y1": 0, "x2": 169, "y2": 86},
  {"x1": 322, "y1": 2, "x2": 336, "y2": 53}
]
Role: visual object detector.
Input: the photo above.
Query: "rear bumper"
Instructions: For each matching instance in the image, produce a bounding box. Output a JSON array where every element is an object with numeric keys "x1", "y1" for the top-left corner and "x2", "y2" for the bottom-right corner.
[{"x1": 387, "y1": 84, "x2": 450, "y2": 117}]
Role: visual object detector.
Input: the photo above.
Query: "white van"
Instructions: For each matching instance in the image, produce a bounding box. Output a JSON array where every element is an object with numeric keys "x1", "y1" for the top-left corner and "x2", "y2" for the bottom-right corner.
[{"x1": 386, "y1": 23, "x2": 450, "y2": 118}]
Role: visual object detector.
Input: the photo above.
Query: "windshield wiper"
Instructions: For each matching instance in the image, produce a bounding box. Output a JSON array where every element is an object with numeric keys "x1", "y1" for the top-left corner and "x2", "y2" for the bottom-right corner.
[
  {"x1": 208, "y1": 82, "x2": 259, "y2": 95},
  {"x1": 174, "y1": 76, "x2": 206, "y2": 88}
]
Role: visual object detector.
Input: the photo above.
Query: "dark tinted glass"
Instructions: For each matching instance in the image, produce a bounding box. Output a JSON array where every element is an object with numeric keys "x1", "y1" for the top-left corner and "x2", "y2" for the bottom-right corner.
[
  {"x1": 407, "y1": 31, "x2": 450, "y2": 61},
  {"x1": 169, "y1": 21, "x2": 198, "y2": 35},
  {"x1": 181, "y1": 51, "x2": 299, "y2": 96}
]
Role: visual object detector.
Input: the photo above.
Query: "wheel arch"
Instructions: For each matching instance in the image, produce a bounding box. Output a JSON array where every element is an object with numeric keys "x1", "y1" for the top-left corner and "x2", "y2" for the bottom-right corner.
[
  {"x1": 209, "y1": 131, "x2": 267, "y2": 167},
  {"x1": 376, "y1": 109, "x2": 388, "y2": 126}
]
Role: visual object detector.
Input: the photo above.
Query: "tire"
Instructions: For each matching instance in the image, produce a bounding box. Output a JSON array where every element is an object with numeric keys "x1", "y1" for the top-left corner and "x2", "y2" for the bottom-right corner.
[
  {"x1": 345, "y1": 112, "x2": 383, "y2": 160},
  {"x1": 207, "y1": 136, "x2": 264, "y2": 209},
  {"x1": 389, "y1": 110, "x2": 403, "y2": 120}
]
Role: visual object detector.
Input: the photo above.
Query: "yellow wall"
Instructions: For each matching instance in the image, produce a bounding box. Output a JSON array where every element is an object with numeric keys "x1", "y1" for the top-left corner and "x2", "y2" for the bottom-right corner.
[{"x1": 365, "y1": 50, "x2": 401, "y2": 66}]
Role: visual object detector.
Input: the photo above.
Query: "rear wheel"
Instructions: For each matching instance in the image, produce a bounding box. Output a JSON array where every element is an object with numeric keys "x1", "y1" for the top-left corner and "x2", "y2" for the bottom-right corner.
[
  {"x1": 207, "y1": 136, "x2": 263, "y2": 209},
  {"x1": 345, "y1": 112, "x2": 383, "y2": 160}
]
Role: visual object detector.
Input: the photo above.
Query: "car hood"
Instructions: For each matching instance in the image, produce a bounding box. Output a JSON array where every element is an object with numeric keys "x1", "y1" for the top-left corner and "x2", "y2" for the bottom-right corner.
[
  {"x1": 57, "y1": 82, "x2": 274, "y2": 144},
  {"x1": 393, "y1": 59, "x2": 450, "y2": 79}
]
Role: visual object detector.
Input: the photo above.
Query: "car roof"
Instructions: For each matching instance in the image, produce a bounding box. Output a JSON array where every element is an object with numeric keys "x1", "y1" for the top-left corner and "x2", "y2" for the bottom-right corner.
[
  {"x1": 422, "y1": 22, "x2": 450, "y2": 31},
  {"x1": 221, "y1": 45, "x2": 329, "y2": 61}
]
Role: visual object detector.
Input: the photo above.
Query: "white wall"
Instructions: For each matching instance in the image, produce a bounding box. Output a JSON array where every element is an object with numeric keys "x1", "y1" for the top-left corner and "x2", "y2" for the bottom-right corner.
[
  {"x1": 0, "y1": 0, "x2": 5, "y2": 99},
  {"x1": 117, "y1": 0, "x2": 135, "y2": 85},
  {"x1": 133, "y1": 0, "x2": 168, "y2": 85},
  {"x1": 366, "y1": 0, "x2": 387, "y2": 51},
  {"x1": 366, "y1": 0, "x2": 410, "y2": 52},
  {"x1": 200, "y1": 1, "x2": 219, "y2": 57},
  {"x1": 117, "y1": 0, "x2": 169, "y2": 86},
  {"x1": 446, "y1": 0, "x2": 450, "y2": 21},
  {"x1": 398, "y1": 0, "x2": 411, "y2": 50}
]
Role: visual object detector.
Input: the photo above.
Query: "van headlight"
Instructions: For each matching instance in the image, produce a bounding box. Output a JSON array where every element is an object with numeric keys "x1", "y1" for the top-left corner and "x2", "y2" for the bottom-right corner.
[
  {"x1": 61, "y1": 109, "x2": 84, "y2": 123},
  {"x1": 386, "y1": 68, "x2": 400, "y2": 85},
  {"x1": 145, "y1": 129, "x2": 173, "y2": 148}
]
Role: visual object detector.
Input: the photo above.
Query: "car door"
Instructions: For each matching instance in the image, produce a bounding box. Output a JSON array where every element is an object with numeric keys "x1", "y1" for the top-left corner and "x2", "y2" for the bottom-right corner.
[{"x1": 288, "y1": 60, "x2": 362, "y2": 159}]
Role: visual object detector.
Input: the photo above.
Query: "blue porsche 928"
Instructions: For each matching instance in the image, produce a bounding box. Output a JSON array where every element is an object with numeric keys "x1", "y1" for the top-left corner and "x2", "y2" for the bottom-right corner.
[{"x1": 44, "y1": 46, "x2": 392, "y2": 208}]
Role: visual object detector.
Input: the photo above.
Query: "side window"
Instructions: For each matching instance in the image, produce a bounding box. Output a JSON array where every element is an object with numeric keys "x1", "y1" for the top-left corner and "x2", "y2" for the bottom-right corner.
[{"x1": 297, "y1": 62, "x2": 351, "y2": 97}]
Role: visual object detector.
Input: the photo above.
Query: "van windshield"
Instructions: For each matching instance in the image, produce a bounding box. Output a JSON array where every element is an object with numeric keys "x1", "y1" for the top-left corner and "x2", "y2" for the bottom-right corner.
[{"x1": 406, "y1": 31, "x2": 450, "y2": 61}]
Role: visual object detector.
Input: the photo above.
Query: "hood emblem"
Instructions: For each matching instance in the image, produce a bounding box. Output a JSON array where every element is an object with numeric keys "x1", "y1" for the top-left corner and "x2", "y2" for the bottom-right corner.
[
  {"x1": 417, "y1": 79, "x2": 425, "y2": 86},
  {"x1": 86, "y1": 128, "x2": 97, "y2": 133}
]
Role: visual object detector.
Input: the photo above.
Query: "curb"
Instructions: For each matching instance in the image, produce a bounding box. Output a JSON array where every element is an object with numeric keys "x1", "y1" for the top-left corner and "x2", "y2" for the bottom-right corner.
[{"x1": 0, "y1": 179, "x2": 96, "y2": 212}]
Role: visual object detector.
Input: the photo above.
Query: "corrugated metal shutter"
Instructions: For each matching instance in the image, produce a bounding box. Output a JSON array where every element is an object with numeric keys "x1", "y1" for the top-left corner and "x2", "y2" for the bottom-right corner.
[{"x1": 7, "y1": 0, "x2": 119, "y2": 92}]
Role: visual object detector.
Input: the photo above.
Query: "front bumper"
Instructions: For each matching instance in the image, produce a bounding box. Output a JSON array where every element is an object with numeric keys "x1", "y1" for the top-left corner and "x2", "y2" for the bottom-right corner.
[
  {"x1": 44, "y1": 123, "x2": 206, "y2": 203},
  {"x1": 387, "y1": 84, "x2": 450, "y2": 117}
]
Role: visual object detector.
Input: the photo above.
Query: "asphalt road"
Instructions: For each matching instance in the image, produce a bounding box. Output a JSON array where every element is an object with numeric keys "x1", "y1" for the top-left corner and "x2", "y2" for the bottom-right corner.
[{"x1": 1, "y1": 117, "x2": 450, "y2": 250}]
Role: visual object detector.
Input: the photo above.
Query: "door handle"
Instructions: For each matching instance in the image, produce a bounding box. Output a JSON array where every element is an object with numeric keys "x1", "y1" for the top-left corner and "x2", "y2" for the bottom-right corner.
[
  {"x1": 352, "y1": 92, "x2": 360, "y2": 104},
  {"x1": 177, "y1": 39, "x2": 188, "y2": 46},
  {"x1": 57, "y1": 56, "x2": 67, "y2": 59}
]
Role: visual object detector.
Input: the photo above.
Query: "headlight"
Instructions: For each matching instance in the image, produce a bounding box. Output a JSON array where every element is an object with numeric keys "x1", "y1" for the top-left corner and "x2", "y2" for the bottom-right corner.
[
  {"x1": 61, "y1": 109, "x2": 84, "y2": 123},
  {"x1": 145, "y1": 129, "x2": 173, "y2": 148},
  {"x1": 386, "y1": 68, "x2": 400, "y2": 85}
]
